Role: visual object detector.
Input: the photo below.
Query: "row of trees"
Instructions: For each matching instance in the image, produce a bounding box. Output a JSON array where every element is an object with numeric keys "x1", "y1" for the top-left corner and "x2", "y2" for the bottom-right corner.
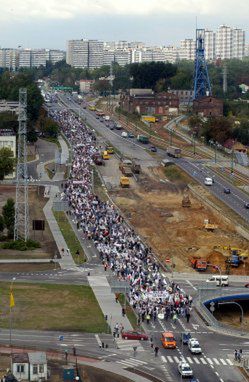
[
  {"x1": 188, "y1": 115, "x2": 249, "y2": 146},
  {"x1": 0, "y1": 198, "x2": 15, "y2": 238}
]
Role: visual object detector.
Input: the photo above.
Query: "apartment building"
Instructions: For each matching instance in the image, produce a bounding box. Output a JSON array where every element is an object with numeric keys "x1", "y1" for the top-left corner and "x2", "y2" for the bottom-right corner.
[
  {"x1": 216, "y1": 25, "x2": 233, "y2": 59},
  {"x1": 88, "y1": 40, "x2": 104, "y2": 69},
  {"x1": 66, "y1": 40, "x2": 88, "y2": 68},
  {"x1": 204, "y1": 30, "x2": 216, "y2": 60},
  {"x1": 180, "y1": 39, "x2": 195, "y2": 60},
  {"x1": 49, "y1": 50, "x2": 66, "y2": 64},
  {"x1": 232, "y1": 28, "x2": 245, "y2": 59}
]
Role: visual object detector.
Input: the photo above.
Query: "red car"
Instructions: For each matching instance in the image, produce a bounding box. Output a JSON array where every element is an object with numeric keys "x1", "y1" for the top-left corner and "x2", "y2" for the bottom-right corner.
[{"x1": 122, "y1": 331, "x2": 148, "y2": 341}]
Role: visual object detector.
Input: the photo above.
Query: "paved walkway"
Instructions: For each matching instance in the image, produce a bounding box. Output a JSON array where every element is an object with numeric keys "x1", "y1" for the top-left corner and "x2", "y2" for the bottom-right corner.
[
  {"x1": 43, "y1": 185, "x2": 76, "y2": 270},
  {"x1": 88, "y1": 275, "x2": 133, "y2": 333}
]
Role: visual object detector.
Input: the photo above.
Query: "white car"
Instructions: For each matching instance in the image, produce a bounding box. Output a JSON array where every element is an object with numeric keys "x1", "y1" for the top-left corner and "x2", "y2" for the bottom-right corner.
[
  {"x1": 121, "y1": 131, "x2": 128, "y2": 138},
  {"x1": 188, "y1": 338, "x2": 202, "y2": 354},
  {"x1": 204, "y1": 177, "x2": 213, "y2": 186},
  {"x1": 178, "y1": 361, "x2": 193, "y2": 377}
]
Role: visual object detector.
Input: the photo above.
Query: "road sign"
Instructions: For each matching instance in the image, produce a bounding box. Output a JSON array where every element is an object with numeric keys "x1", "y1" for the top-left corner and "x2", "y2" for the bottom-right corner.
[{"x1": 165, "y1": 258, "x2": 171, "y2": 263}]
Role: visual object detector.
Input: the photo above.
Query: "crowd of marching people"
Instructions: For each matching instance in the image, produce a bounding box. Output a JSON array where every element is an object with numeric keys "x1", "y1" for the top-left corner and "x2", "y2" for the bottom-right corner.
[{"x1": 50, "y1": 108, "x2": 193, "y2": 326}]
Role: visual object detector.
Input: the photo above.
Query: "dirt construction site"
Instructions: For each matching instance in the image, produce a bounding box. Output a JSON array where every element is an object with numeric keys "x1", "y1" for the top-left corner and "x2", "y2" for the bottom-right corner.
[{"x1": 100, "y1": 156, "x2": 249, "y2": 276}]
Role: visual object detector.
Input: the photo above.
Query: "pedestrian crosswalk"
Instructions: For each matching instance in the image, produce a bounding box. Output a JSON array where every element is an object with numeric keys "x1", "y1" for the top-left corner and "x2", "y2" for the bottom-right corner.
[
  {"x1": 115, "y1": 339, "x2": 145, "y2": 352},
  {"x1": 116, "y1": 357, "x2": 154, "y2": 370},
  {"x1": 160, "y1": 355, "x2": 233, "y2": 366}
]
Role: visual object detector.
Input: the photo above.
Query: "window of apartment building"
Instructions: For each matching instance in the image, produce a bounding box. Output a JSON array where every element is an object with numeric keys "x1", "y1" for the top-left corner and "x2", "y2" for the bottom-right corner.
[
  {"x1": 17, "y1": 365, "x2": 25, "y2": 373},
  {"x1": 33, "y1": 365, "x2": 38, "y2": 374},
  {"x1": 39, "y1": 365, "x2": 44, "y2": 373}
]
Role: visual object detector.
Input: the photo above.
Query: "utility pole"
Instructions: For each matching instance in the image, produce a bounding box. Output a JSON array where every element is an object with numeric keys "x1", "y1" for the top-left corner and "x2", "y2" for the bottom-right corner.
[
  {"x1": 14, "y1": 88, "x2": 29, "y2": 242},
  {"x1": 223, "y1": 64, "x2": 228, "y2": 94}
]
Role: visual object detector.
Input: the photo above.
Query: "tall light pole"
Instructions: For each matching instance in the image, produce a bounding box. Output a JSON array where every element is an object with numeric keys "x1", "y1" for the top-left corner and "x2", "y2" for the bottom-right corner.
[{"x1": 9, "y1": 277, "x2": 16, "y2": 350}]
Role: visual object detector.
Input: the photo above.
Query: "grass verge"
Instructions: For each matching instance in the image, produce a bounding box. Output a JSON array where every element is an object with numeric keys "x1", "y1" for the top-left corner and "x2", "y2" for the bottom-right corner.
[
  {"x1": 0, "y1": 282, "x2": 108, "y2": 332},
  {"x1": 164, "y1": 164, "x2": 193, "y2": 184},
  {"x1": 53, "y1": 211, "x2": 85, "y2": 264},
  {"x1": 0, "y1": 263, "x2": 59, "y2": 273},
  {"x1": 117, "y1": 294, "x2": 139, "y2": 330}
]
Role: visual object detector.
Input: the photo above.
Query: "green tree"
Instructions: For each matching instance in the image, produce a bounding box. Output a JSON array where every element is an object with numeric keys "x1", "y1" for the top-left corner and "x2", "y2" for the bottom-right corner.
[
  {"x1": 2, "y1": 198, "x2": 15, "y2": 238},
  {"x1": 0, "y1": 147, "x2": 15, "y2": 180},
  {"x1": 42, "y1": 118, "x2": 59, "y2": 138},
  {"x1": 0, "y1": 215, "x2": 4, "y2": 233}
]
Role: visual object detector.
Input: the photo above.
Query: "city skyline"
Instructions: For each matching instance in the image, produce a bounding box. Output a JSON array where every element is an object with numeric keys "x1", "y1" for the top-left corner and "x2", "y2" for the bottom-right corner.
[{"x1": 0, "y1": 0, "x2": 249, "y2": 48}]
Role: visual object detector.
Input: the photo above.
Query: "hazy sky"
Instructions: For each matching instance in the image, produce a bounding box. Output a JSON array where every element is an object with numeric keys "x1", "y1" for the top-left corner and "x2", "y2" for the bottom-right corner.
[{"x1": 0, "y1": 0, "x2": 248, "y2": 49}]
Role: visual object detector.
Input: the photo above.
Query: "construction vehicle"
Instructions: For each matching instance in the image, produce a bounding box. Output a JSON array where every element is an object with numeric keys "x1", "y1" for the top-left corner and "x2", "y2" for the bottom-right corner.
[
  {"x1": 167, "y1": 146, "x2": 181, "y2": 158},
  {"x1": 190, "y1": 257, "x2": 208, "y2": 271},
  {"x1": 102, "y1": 151, "x2": 110, "y2": 160},
  {"x1": 137, "y1": 135, "x2": 149, "y2": 144},
  {"x1": 182, "y1": 188, "x2": 191, "y2": 208},
  {"x1": 106, "y1": 145, "x2": 114, "y2": 154},
  {"x1": 141, "y1": 116, "x2": 157, "y2": 123},
  {"x1": 132, "y1": 162, "x2": 141, "y2": 174},
  {"x1": 119, "y1": 162, "x2": 133, "y2": 177},
  {"x1": 120, "y1": 176, "x2": 130, "y2": 188},
  {"x1": 203, "y1": 219, "x2": 218, "y2": 231},
  {"x1": 225, "y1": 249, "x2": 247, "y2": 268}
]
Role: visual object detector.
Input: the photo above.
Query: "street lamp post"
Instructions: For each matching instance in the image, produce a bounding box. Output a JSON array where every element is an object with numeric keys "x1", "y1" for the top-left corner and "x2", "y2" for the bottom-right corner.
[
  {"x1": 9, "y1": 277, "x2": 16, "y2": 350},
  {"x1": 218, "y1": 301, "x2": 244, "y2": 326}
]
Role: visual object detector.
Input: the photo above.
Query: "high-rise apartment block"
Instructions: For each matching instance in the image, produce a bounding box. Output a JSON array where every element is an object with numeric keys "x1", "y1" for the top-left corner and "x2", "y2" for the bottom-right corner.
[
  {"x1": 0, "y1": 48, "x2": 65, "y2": 70},
  {"x1": 66, "y1": 39, "x2": 104, "y2": 69},
  {"x1": 180, "y1": 39, "x2": 195, "y2": 60},
  {"x1": 216, "y1": 25, "x2": 245, "y2": 59},
  {"x1": 204, "y1": 30, "x2": 216, "y2": 60}
]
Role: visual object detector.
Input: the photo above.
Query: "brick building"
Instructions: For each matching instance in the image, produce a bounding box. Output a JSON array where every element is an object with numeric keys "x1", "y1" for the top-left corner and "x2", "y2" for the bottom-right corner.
[
  {"x1": 193, "y1": 96, "x2": 223, "y2": 117},
  {"x1": 120, "y1": 89, "x2": 179, "y2": 116}
]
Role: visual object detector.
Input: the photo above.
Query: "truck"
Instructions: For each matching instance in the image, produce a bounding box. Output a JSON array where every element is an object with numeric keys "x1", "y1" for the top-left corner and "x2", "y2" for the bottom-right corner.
[
  {"x1": 137, "y1": 135, "x2": 149, "y2": 144},
  {"x1": 120, "y1": 176, "x2": 130, "y2": 188},
  {"x1": 106, "y1": 145, "x2": 114, "y2": 154},
  {"x1": 190, "y1": 257, "x2": 208, "y2": 271},
  {"x1": 225, "y1": 250, "x2": 245, "y2": 268},
  {"x1": 119, "y1": 163, "x2": 133, "y2": 177},
  {"x1": 132, "y1": 162, "x2": 141, "y2": 174},
  {"x1": 166, "y1": 146, "x2": 181, "y2": 158},
  {"x1": 141, "y1": 116, "x2": 158, "y2": 123}
]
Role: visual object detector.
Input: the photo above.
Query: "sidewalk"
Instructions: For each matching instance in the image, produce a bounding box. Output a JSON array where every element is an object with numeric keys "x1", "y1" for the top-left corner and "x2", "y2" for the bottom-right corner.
[
  {"x1": 43, "y1": 185, "x2": 76, "y2": 270},
  {"x1": 88, "y1": 275, "x2": 133, "y2": 333}
]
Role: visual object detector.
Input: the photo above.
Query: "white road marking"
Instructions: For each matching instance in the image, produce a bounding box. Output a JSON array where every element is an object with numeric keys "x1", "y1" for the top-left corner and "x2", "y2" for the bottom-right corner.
[
  {"x1": 167, "y1": 356, "x2": 174, "y2": 363},
  {"x1": 173, "y1": 356, "x2": 180, "y2": 363},
  {"x1": 186, "y1": 357, "x2": 193, "y2": 364},
  {"x1": 200, "y1": 357, "x2": 207, "y2": 364},
  {"x1": 213, "y1": 358, "x2": 220, "y2": 365},
  {"x1": 186, "y1": 280, "x2": 197, "y2": 290},
  {"x1": 226, "y1": 359, "x2": 233, "y2": 366},
  {"x1": 206, "y1": 357, "x2": 213, "y2": 365},
  {"x1": 95, "y1": 334, "x2": 102, "y2": 347},
  {"x1": 219, "y1": 359, "x2": 227, "y2": 365},
  {"x1": 193, "y1": 357, "x2": 200, "y2": 364},
  {"x1": 161, "y1": 355, "x2": 167, "y2": 363}
]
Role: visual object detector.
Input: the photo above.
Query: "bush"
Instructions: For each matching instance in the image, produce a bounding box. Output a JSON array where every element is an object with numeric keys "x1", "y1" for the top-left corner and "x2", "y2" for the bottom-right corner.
[{"x1": 1, "y1": 239, "x2": 40, "y2": 251}]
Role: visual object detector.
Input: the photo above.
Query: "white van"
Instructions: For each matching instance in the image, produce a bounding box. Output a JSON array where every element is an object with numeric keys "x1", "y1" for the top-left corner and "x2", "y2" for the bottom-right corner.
[
  {"x1": 104, "y1": 115, "x2": 110, "y2": 121},
  {"x1": 121, "y1": 131, "x2": 128, "y2": 138},
  {"x1": 204, "y1": 177, "x2": 213, "y2": 186},
  {"x1": 206, "y1": 275, "x2": 229, "y2": 287}
]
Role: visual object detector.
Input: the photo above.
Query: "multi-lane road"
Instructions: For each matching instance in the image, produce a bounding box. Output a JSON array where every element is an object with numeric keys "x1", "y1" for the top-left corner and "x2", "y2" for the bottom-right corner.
[{"x1": 58, "y1": 94, "x2": 249, "y2": 225}]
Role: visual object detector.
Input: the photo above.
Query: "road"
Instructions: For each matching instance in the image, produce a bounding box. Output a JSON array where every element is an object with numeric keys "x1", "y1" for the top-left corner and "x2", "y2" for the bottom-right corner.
[
  {"x1": 58, "y1": 94, "x2": 249, "y2": 225},
  {"x1": 14, "y1": 94, "x2": 246, "y2": 382}
]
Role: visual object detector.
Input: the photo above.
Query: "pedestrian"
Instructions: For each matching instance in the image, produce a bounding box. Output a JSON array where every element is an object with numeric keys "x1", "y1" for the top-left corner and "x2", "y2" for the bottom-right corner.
[
  {"x1": 115, "y1": 293, "x2": 119, "y2": 303},
  {"x1": 234, "y1": 349, "x2": 238, "y2": 361},
  {"x1": 65, "y1": 349, "x2": 68, "y2": 363},
  {"x1": 66, "y1": 248, "x2": 69, "y2": 255},
  {"x1": 154, "y1": 346, "x2": 159, "y2": 356},
  {"x1": 173, "y1": 312, "x2": 178, "y2": 324},
  {"x1": 146, "y1": 313, "x2": 151, "y2": 324},
  {"x1": 122, "y1": 307, "x2": 126, "y2": 317},
  {"x1": 73, "y1": 346, "x2": 76, "y2": 356},
  {"x1": 186, "y1": 312, "x2": 191, "y2": 323}
]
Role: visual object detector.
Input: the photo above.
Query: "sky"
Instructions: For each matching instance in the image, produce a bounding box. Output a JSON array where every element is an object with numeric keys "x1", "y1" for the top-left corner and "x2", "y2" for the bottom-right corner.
[{"x1": 0, "y1": 0, "x2": 248, "y2": 49}]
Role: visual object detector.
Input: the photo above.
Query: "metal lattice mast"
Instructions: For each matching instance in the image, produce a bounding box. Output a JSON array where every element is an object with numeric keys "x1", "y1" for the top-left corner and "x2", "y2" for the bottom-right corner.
[
  {"x1": 194, "y1": 29, "x2": 212, "y2": 99},
  {"x1": 14, "y1": 88, "x2": 29, "y2": 241}
]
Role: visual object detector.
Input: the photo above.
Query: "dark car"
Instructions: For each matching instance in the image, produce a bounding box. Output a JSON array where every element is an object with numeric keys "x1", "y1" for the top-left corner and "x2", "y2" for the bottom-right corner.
[
  {"x1": 128, "y1": 132, "x2": 135, "y2": 138},
  {"x1": 150, "y1": 146, "x2": 157, "y2": 152},
  {"x1": 224, "y1": 187, "x2": 231, "y2": 194},
  {"x1": 245, "y1": 283, "x2": 249, "y2": 288},
  {"x1": 181, "y1": 332, "x2": 192, "y2": 345},
  {"x1": 122, "y1": 331, "x2": 148, "y2": 341},
  {"x1": 245, "y1": 203, "x2": 249, "y2": 209}
]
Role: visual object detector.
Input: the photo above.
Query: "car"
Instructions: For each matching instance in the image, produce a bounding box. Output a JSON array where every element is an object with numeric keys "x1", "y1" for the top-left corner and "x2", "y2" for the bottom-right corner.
[
  {"x1": 188, "y1": 338, "x2": 202, "y2": 354},
  {"x1": 128, "y1": 132, "x2": 135, "y2": 138},
  {"x1": 121, "y1": 131, "x2": 128, "y2": 138},
  {"x1": 224, "y1": 187, "x2": 231, "y2": 194},
  {"x1": 161, "y1": 332, "x2": 176, "y2": 349},
  {"x1": 245, "y1": 283, "x2": 249, "y2": 288},
  {"x1": 181, "y1": 332, "x2": 192, "y2": 345},
  {"x1": 109, "y1": 125, "x2": 114, "y2": 130},
  {"x1": 204, "y1": 177, "x2": 213, "y2": 186},
  {"x1": 121, "y1": 331, "x2": 148, "y2": 341},
  {"x1": 150, "y1": 146, "x2": 157, "y2": 152},
  {"x1": 178, "y1": 361, "x2": 193, "y2": 377},
  {"x1": 244, "y1": 202, "x2": 249, "y2": 209}
]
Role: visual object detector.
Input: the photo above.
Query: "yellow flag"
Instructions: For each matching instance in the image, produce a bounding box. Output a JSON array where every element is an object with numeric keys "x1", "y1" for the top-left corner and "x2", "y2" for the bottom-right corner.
[{"x1": 10, "y1": 292, "x2": 15, "y2": 308}]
